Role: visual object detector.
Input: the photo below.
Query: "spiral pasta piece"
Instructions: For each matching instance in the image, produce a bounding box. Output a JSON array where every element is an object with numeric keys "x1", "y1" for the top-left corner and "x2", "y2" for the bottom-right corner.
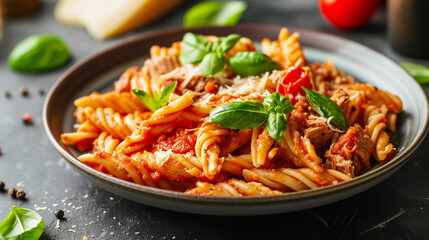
[
  {"x1": 195, "y1": 122, "x2": 230, "y2": 179},
  {"x1": 92, "y1": 132, "x2": 120, "y2": 154},
  {"x1": 280, "y1": 125, "x2": 325, "y2": 173},
  {"x1": 130, "y1": 151, "x2": 254, "y2": 181},
  {"x1": 83, "y1": 107, "x2": 151, "y2": 140},
  {"x1": 261, "y1": 28, "x2": 306, "y2": 69},
  {"x1": 186, "y1": 179, "x2": 282, "y2": 196},
  {"x1": 79, "y1": 152, "x2": 193, "y2": 191},
  {"x1": 251, "y1": 125, "x2": 276, "y2": 168},
  {"x1": 364, "y1": 105, "x2": 395, "y2": 162},
  {"x1": 61, "y1": 120, "x2": 101, "y2": 151},
  {"x1": 74, "y1": 91, "x2": 146, "y2": 114},
  {"x1": 242, "y1": 168, "x2": 351, "y2": 192},
  {"x1": 311, "y1": 59, "x2": 355, "y2": 96},
  {"x1": 348, "y1": 84, "x2": 402, "y2": 114}
]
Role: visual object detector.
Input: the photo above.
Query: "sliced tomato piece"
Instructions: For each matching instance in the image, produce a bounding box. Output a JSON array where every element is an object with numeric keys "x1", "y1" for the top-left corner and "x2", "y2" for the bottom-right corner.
[{"x1": 276, "y1": 67, "x2": 312, "y2": 104}]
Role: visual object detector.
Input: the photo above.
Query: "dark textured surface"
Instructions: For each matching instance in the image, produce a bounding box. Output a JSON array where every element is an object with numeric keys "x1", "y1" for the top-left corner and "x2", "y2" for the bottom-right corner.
[{"x1": 1, "y1": 0, "x2": 429, "y2": 239}]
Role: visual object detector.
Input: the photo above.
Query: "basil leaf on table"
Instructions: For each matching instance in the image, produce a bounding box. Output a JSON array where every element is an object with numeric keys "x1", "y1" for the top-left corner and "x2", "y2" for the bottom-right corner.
[
  {"x1": 398, "y1": 61, "x2": 429, "y2": 85},
  {"x1": 8, "y1": 34, "x2": 71, "y2": 72},
  {"x1": 303, "y1": 87, "x2": 348, "y2": 130},
  {"x1": 208, "y1": 101, "x2": 267, "y2": 129},
  {"x1": 265, "y1": 111, "x2": 288, "y2": 142},
  {"x1": 183, "y1": 1, "x2": 247, "y2": 28},
  {"x1": 179, "y1": 32, "x2": 213, "y2": 64},
  {"x1": 229, "y1": 52, "x2": 281, "y2": 77},
  {"x1": 0, "y1": 206, "x2": 44, "y2": 240},
  {"x1": 133, "y1": 81, "x2": 177, "y2": 112},
  {"x1": 212, "y1": 34, "x2": 242, "y2": 53},
  {"x1": 198, "y1": 52, "x2": 227, "y2": 77}
]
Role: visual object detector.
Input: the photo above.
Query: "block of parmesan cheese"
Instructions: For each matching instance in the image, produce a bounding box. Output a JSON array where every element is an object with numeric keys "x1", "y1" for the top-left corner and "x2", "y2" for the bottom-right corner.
[{"x1": 54, "y1": 0, "x2": 184, "y2": 40}]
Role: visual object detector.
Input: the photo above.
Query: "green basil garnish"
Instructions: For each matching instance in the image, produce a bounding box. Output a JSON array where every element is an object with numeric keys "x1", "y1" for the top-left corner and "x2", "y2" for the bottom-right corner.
[
  {"x1": 265, "y1": 111, "x2": 288, "y2": 142},
  {"x1": 133, "y1": 81, "x2": 177, "y2": 112},
  {"x1": 303, "y1": 87, "x2": 347, "y2": 130},
  {"x1": 208, "y1": 92, "x2": 294, "y2": 141},
  {"x1": 212, "y1": 34, "x2": 242, "y2": 53},
  {"x1": 183, "y1": 1, "x2": 247, "y2": 28},
  {"x1": 179, "y1": 32, "x2": 241, "y2": 77},
  {"x1": 398, "y1": 61, "x2": 429, "y2": 85},
  {"x1": 208, "y1": 101, "x2": 267, "y2": 129},
  {"x1": 8, "y1": 34, "x2": 71, "y2": 72},
  {"x1": 263, "y1": 91, "x2": 295, "y2": 115},
  {"x1": 179, "y1": 32, "x2": 213, "y2": 64},
  {"x1": 0, "y1": 206, "x2": 44, "y2": 240},
  {"x1": 199, "y1": 52, "x2": 227, "y2": 77},
  {"x1": 229, "y1": 52, "x2": 281, "y2": 77}
]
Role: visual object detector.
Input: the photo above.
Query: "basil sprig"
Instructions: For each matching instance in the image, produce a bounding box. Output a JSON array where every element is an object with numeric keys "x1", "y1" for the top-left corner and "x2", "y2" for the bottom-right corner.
[
  {"x1": 303, "y1": 87, "x2": 347, "y2": 130},
  {"x1": 208, "y1": 92, "x2": 294, "y2": 141},
  {"x1": 229, "y1": 52, "x2": 281, "y2": 77},
  {"x1": 132, "y1": 81, "x2": 177, "y2": 112},
  {"x1": 0, "y1": 206, "x2": 44, "y2": 240},
  {"x1": 180, "y1": 33, "x2": 241, "y2": 77},
  {"x1": 183, "y1": 1, "x2": 247, "y2": 28},
  {"x1": 180, "y1": 32, "x2": 281, "y2": 77},
  {"x1": 398, "y1": 61, "x2": 429, "y2": 85}
]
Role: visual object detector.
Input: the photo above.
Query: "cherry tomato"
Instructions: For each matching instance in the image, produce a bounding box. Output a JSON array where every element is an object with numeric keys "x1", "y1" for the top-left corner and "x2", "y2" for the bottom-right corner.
[
  {"x1": 319, "y1": 0, "x2": 382, "y2": 30},
  {"x1": 276, "y1": 67, "x2": 312, "y2": 104}
]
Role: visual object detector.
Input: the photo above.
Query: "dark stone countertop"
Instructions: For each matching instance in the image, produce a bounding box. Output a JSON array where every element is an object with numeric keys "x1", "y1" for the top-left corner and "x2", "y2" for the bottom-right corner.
[{"x1": 1, "y1": 1, "x2": 429, "y2": 239}]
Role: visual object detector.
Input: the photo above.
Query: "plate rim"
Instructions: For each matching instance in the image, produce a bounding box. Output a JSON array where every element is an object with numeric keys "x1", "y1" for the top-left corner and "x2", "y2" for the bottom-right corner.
[{"x1": 43, "y1": 23, "x2": 429, "y2": 207}]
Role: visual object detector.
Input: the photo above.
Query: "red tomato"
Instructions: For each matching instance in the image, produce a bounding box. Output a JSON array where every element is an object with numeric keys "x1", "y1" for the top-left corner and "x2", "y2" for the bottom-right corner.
[
  {"x1": 319, "y1": 0, "x2": 382, "y2": 30},
  {"x1": 276, "y1": 67, "x2": 312, "y2": 104}
]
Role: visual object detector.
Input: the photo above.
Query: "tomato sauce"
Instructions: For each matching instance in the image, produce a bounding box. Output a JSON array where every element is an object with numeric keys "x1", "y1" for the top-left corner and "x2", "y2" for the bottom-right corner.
[{"x1": 156, "y1": 128, "x2": 197, "y2": 154}]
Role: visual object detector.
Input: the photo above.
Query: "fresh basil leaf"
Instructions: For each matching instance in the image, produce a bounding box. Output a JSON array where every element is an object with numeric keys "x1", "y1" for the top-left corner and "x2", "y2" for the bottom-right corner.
[
  {"x1": 213, "y1": 34, "x2": 241, "y2": 54},
  {"x1": 263, "y1": 92, "x2": 295, "y2": 114},
  {"x1": 198, "y1": 52, "x2": 227, "y2": 77},
  {"x1": 158, "y1": 81, "x2": 178, "y2": 108},
  {"x1": 8, "y1": 34, "x2": 70, "y2": 72},
  {"x1": 398, "y1": 61, "x2": 429, "y2": 85},
  {"x1": 303, "y1": 87, "x2": 348, "y2": 130},
  {"x1": 0, "y1": 206, "x2": 44, "y2": 240},
  {"x1": 183, "y1": 1, "x2": 247, "y2": 28},
  {"x1": 153, "y1": 91, "x2": 160, "y2": 102},
  {"x1": 208, "y1": 101, "x2": 267, "y2": 129},
  {"x1": 179, "y1": 32, "x2": 213, "y2": 64},
  {"x1": 229, "y1": 51, "x2": 281, "y2": 77},
  {"x1": 265, "y1": 112, "x2": 288, "y2": 142},
  {"x1": 132, "y1": 89, "x2": 158, "y2": 112}
]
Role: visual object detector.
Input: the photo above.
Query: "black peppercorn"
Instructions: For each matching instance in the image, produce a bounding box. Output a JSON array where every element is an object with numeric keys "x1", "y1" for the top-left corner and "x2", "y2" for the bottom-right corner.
[
  {"x1": 39, "y1": 89, "x2": 45, "y2": 96},
  {"x1": 19, "y1": 86, "x2": 29, "y2": 97},
  {"x1": 55, "y1": 209, "x2": 64, "y2": 219},
  {"x1": 0, "y1": 181, "x2": 4, "y2": 191},
  {"x1": 16, "y1": 190, "x2": 25, "y2": 199},
  {"x1": 4, "y1": 91, "x2": 11, "y2": 98},
  {"x1": 8, "y1": 187, "x2": 17, "y2": 197}
]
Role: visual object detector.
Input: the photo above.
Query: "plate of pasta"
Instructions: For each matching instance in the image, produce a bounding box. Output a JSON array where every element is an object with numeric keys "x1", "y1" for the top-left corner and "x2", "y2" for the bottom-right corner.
[{"x1": 44, "y1": 24, "x2": 428, "y2": 215}]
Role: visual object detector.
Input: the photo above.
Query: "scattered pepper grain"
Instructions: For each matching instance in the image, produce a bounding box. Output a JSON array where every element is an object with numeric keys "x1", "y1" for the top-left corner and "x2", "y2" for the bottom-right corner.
[
  {"x1": 4, "y1": 91, "x2": 11, "y2": 98},
  {"x1": 55, "y1": 209, "x2": 65, "y2": 219},
  {"x1": 16, "y1": 190, "x2": 26, "y2": 199},
  {"x1": 0, "y1": 181, "x2": 5, "y2": 191},
  {"x1": 19, "y1": 86, "x2": 29, "y2": 97},
  {"x1": 0, "y1": 146, "x2": 2, "y2": 155},
  {"x1": 22, "y1": 113, "x2": 32, "y2": 124},
  {"x1": 39, "y1": 89, "x2": 45, "y2": 96},
  {"x1": 8, "y1": 187, "x2": 17, "y2": 197}
]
